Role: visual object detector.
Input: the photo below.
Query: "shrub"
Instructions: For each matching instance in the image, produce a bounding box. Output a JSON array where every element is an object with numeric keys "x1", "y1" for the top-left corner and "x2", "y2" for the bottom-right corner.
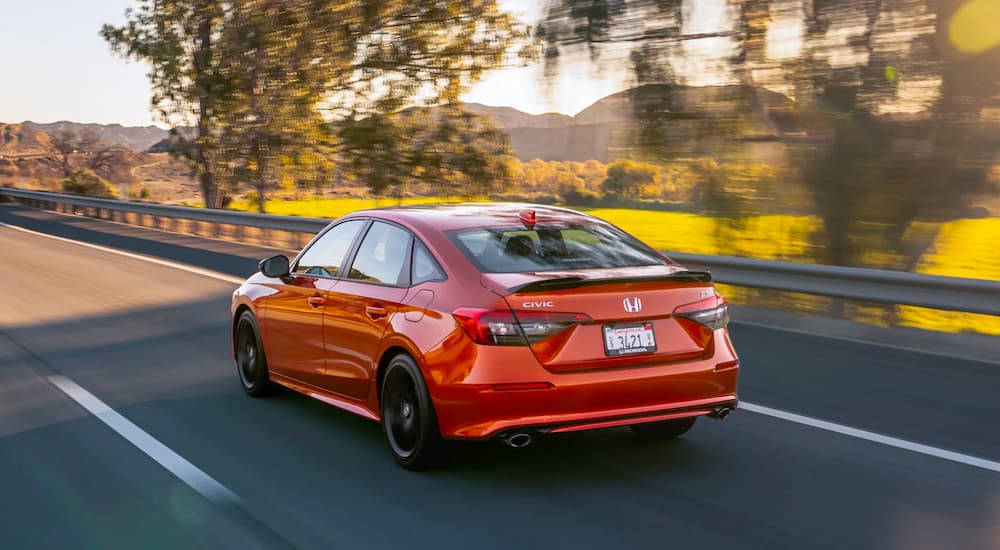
[
  {"x1": 601, "y1": 160, "x2": 657, "y2": 198},
  {"x1": 561, "y1": 185, "x2": 601, "y2": 206},
  {"x1": 140, "y1": 186, "x2": 151, "y2": 199},
  {"x1": 62, "y1": 169, "x2": 119, "y2": 198},
  {"x1": 532, "y1": 193, "x2": 560, "y2": 205}
]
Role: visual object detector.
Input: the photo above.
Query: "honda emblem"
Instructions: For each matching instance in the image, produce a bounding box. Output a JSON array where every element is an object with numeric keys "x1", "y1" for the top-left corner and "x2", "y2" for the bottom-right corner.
[{"x1": 623, "y1": 297, "x2": 642, "y2": 313}]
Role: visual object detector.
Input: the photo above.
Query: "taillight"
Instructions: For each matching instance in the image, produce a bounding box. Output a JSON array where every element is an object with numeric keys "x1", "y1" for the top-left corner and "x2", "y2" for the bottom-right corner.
[
  {"x1": 452, "y1": 309, "x2": 525, "y2": 346},
  {"x1": 673, "y1": 294, "x2": 729, "y2": 330},
  {"x1": 452, "y1": 308, "x2": 590, "y2": 346},
  {"x1": 514, "y1": 311, "x2": 591, "y2": 343}
]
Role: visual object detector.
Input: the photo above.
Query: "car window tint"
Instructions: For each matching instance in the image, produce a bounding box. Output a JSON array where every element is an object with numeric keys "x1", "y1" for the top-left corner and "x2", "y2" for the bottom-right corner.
[
  {"x1": 347, "y1": 222, "x2": 412, "y2": 285},
  {"x1": 411, "y1": 240, "x2": 445, "y2": 285},
  {"x1": 294, "y1": 219, "x2": 366, "y2": 277},
  {"x1": 449, "y1": 224, "x2": 665, "y2": 273}
]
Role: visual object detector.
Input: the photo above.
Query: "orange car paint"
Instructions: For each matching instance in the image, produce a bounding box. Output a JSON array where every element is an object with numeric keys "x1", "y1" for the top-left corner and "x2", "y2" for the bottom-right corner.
[{"x1": 232, "y1": 204, "x2": 739, "y2": 440}]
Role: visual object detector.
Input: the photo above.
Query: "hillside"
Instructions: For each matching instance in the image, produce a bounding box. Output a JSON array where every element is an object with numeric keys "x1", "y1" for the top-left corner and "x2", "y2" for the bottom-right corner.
[
  {"x1": 0, "y1": 122, "x2": 196, "y2": 200},
  {"x1": 23, "y1": 121, "x2": 169, "y2": 152},
  {"x1": 471, "y1": 84, "x2": 796, "y2": 162},
  {"x1": 0, "y1": 123, "x2": 54, "y2": 156},
  {"x1": 463, "y1": 103, "x2": 572, "y2": 128}
]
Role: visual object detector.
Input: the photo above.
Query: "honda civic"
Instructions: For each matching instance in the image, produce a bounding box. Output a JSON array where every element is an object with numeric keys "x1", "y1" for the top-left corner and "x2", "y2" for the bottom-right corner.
[{"x1": 231, "y1": 203, "x2": 739, "y2": 469}]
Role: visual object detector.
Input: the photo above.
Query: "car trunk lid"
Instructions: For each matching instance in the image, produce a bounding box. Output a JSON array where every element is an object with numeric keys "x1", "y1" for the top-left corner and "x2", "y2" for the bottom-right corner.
[{"x1": 483, "y1": 266, "x2": 721, "y2": 372}]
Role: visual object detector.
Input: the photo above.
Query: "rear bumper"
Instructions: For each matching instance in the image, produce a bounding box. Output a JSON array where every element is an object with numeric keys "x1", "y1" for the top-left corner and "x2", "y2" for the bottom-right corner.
[
  {"x1": 426, "y1": 330, "x2": 740, "y2": 440},
  {"x1": 511, "y1": 399, "x2": 738, "y2": 436}
]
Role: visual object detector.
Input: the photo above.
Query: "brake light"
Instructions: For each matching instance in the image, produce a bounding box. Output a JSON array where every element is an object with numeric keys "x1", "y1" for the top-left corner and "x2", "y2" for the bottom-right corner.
[
  {"x1": 673, "y1": 294, "x2": 729, "y2": 330},
  {"x1": 519, "y1": 209, "x2": 536, "y2": 229},
  {"x1": 452, "y1": 308, "x2": 590, "y2": 346}
]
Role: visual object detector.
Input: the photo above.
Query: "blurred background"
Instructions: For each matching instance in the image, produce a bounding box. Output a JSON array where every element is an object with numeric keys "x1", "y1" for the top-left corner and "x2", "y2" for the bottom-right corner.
[{"x1": 1, "y1": 0, "x2": 998, "y2": 333}]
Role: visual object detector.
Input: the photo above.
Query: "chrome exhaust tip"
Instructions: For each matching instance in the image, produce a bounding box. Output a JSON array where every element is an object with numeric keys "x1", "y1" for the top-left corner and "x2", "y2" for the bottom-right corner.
[
  {"x1": 501, "y1": 432, "x2": 533, "y2": 448},
  {"x1": 712, "y1": 406, "x2": 733, "y2": 420}
]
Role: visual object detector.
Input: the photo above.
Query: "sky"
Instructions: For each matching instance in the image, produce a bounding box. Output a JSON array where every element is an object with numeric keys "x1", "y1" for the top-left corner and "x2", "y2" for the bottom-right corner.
[
  {"x1": 0, "y1": 1, "x2": 155, "y2": 126},
  {"x1": 0, "y1": 0, "x2": 727, "y2": 127}
]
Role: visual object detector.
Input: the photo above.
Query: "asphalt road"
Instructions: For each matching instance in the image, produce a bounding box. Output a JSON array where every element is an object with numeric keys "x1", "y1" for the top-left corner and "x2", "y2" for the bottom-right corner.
[{"x1": 1, "y1": 205, "x2": 998, "y2": 550}]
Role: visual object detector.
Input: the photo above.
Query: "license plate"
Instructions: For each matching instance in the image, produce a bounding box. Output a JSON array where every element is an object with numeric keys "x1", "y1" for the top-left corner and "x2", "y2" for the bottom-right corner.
[{"x1": 603, "y1": 323, "x2": 657, "y2": 356}]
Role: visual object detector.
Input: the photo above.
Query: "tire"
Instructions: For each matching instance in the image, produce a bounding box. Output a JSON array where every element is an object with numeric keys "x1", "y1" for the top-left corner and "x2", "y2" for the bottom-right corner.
[
  {"x1": 630, "y1": 416, "x2": 697, "y2": 441},
  {"x1": 234, "y1": 310, "x2": 276, "y2": 397},
  {"x1": 380, "y1": 354, "x2": 444, "y2": 470}
]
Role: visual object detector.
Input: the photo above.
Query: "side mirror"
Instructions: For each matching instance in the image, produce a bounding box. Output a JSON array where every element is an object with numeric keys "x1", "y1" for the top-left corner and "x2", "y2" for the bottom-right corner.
[{"x1": 259, "y1": 255, "x2": 290, "y2": 278}]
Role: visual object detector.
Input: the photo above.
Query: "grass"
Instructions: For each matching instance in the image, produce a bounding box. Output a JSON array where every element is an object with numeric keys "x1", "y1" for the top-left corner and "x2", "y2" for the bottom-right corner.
[{"x1": 228, "y1": 196, "x2": 999, "y2": 335}]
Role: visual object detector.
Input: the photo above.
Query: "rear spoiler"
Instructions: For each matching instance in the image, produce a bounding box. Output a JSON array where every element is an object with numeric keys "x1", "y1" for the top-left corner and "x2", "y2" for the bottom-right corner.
[{"x1": 509, "y1": 271, "x2": 713, "y2": 293}]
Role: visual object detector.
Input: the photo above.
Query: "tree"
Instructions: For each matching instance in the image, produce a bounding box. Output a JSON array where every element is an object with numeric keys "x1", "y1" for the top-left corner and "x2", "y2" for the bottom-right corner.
[
  {"x1": 317, "y1": 0, "x2": 532, "y2": 203},
  {"x1": 602, "y1": 159, "x2": 656, "y2": 198},
  {"x1": 212, "y1": 1, "x2": 339, "y2": 212},
  {"x1": 104, "y1": 1, "x2": 532, "y2": 211},
  {"x1": 85, "y1": 146, "x2": 120, "y2": 174},
  {"x1": 50, "y1": 128, "x2": 77, "y2": 177},
  {"x1": 62, "y1": 169, "x2": 119, "y2": 198},
  {"x1": 102, "y1": 1, "x2": 228, "y2": 208},
  {"x1": 338, "y1": 105, "x2": 515, "y2": 200}
]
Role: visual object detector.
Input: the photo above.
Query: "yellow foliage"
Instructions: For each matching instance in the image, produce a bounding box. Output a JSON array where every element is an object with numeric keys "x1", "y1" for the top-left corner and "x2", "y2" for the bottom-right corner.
[
  {"x1": 899, "y1": 218, "x2": 1000, "y2": 334},
  {"x1": 584, "y1": 209, "x2": 819, "y2": 259}
]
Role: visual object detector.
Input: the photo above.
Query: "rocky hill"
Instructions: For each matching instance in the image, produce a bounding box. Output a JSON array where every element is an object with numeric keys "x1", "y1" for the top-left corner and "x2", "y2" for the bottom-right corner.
[
  {"x1": 23, "y1": 121, "x2": 169, "y2": 152},
  {"x1": 0, "y1": 123, "x2": 55, "y2": 156}
]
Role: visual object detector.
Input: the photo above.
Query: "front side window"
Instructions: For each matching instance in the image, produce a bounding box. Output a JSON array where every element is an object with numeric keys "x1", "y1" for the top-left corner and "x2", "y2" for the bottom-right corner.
[
  {"x1": 448, "y1": 224, "x2": 665, "y2": 273},
  {"x1": 294, "y1": 219, "x2": 366, "y2": 277},
  {"x1": 347, "y1": 222, "x2": 412, "y2": 286}
]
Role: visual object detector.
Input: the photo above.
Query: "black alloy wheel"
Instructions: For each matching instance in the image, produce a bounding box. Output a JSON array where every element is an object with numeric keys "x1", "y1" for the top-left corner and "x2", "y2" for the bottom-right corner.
[
  {"x1": 381, "y1": 354, "x2": 444, "y2": 469},
  {"x1": 235, "y1": 311, "x2": 275, "y2": 397}
]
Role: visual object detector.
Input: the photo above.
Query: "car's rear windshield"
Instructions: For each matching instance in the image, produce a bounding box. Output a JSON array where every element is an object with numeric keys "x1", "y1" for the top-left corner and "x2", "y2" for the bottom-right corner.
[{"x1": 447, "y1": 224, "x2": 666, "y2": 273}]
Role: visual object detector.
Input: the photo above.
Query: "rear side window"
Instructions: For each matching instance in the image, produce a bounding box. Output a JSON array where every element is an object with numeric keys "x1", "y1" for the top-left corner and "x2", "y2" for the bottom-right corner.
[
  {"x1": 295, "y1": 219, "x2": 366, "y2": 277},
  {"x1": 411, "y1": 240, "x2": 446, "y2": 285},
  {"x1": 347, "y1": 222, "x2": 412, "y2": 286},
  {"x1": 448, "y1": 224, "x2": 665, "y2": 273}
]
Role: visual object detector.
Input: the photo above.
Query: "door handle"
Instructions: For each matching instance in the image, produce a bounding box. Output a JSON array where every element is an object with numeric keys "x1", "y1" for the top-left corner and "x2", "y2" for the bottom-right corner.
[
  {"x1": 365, "y1": 305, "x2": 388, "y2": 320},
  {"x1": 307, "y1": 294, "x2": 326, "y2": 308}
]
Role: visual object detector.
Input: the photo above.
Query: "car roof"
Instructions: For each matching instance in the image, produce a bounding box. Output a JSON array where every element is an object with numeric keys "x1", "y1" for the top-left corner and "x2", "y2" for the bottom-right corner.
[{"x1": 345, "y1": 202, "x2": 602, "y2": 232}]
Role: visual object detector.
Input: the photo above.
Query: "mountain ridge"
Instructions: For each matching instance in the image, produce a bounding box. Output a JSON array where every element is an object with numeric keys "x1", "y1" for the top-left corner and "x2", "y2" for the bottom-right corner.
[{"x1": 6, "y1": 85, "x2": 796, "y2": 162}]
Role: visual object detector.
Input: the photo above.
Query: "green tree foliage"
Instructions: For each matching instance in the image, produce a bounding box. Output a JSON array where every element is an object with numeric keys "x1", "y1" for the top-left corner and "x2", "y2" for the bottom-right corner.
[
  {"x1": 211, "y1": 1, "x2": 339, "y2": 212},
  {"x1": 104, "y1": 1, "x2": 532, "y2": 211},
  {"x1": 102, "y1": 1, "x2": 227, "y2": 207},
  {"x1": 335, "y1": 105, "x2": 516, "y2": 199},
  {"x1": 62, "y1": 169, "x2": 119, "y2": 199},
  {"x1": 411, "y1": 106, "x2": 516, "y2": 198}
]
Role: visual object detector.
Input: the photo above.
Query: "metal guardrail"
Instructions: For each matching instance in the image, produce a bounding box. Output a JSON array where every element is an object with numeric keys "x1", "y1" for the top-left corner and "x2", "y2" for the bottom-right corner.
[
  {"x1": 3, "y1": 187, "x2": 999, "y2": 316},
  {"x1": 0, "y1": 187, "x2": 330, "y2": 234},
  {"x1": 670, "y1": 253, "x2": 1000, "y2": 317}
]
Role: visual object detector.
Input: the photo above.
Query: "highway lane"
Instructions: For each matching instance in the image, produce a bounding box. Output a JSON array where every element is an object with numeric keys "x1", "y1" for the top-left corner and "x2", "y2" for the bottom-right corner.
[{"x1": 1, "y1": 206, "x2": 999, "y2": 549}]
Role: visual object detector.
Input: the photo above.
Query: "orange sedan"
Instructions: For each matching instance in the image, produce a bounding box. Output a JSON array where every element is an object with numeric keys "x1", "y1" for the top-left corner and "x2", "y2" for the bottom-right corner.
[{"x1": 232, "y1": 204, "x2": 739, "y2": 468}]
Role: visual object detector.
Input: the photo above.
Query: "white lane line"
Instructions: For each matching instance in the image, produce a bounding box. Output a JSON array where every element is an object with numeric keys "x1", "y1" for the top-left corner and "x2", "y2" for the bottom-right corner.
[
  {"x1": 741, "y1": 401, "x2": 1000, "y2": 474},
  {"x1": 0, "y1": 222, "x2": 245, "y2": 285},
  {"x1": 48, "y1": 375, "x2": 242, "y2": 505}
]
